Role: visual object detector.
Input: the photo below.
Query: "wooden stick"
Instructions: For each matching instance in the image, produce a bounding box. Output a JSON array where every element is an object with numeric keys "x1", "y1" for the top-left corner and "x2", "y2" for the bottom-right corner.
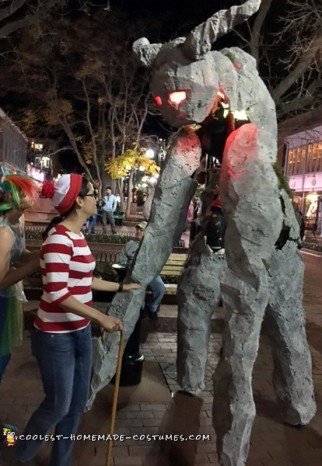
[{"x1": 105, "y1": 328, "x2": 125, "y2": 466}]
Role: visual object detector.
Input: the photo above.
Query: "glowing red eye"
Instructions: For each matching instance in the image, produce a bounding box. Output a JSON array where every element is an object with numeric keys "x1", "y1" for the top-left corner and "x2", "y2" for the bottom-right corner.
[
  {"x1": 153, "y1": 96, "x2": 162, "y2": 107},
  {"x1": 168, "y1": 91, "x2": 187, "y2": 108}
]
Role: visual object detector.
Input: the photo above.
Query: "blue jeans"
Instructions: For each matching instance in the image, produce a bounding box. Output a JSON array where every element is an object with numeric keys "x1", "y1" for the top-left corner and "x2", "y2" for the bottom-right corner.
[
  {"x1": 16, "y1": 325, "x2": 92, "y2": 466},
  {"x1": 102, "y1": 210, "x2": 116, "y2": 234},
  {"x1": 86, "y1": 215, "x2": 97, "y2": 233},
  {"x1": 146, "y1": 276, "x2": 165, "y2": 314}
]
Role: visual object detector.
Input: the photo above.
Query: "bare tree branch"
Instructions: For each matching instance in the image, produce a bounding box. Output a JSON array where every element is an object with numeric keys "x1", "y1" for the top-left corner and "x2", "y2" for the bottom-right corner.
[
  {"x1": 249, "y1": 0, "x2": 273, "y2": 62},
  {"x1": 272, "y1": 35, "x2": 322, "y2": 101},
  {"x1": 0, "y1": 0, "x2": 62, "y2": 38},
  {"x1": 0, "y1": 0, "x2": 28, "y2": 22}
]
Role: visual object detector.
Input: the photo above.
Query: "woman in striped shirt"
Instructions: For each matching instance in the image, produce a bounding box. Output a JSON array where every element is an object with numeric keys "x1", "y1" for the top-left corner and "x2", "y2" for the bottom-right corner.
[{"x1": 16, "y1": 174, "x2": 139, "y2": 466}]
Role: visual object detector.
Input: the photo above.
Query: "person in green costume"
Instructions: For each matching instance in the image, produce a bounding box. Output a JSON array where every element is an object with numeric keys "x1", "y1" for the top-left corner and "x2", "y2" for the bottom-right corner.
[{"x1": 0, "y1": 169, "x2": 39, "y2": 382}]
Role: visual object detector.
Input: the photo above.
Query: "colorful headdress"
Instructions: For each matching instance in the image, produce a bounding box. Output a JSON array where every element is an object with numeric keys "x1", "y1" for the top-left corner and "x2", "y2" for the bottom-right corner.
[{"x1": 0, "y1": 167, "x2": 39, "y2": 213}]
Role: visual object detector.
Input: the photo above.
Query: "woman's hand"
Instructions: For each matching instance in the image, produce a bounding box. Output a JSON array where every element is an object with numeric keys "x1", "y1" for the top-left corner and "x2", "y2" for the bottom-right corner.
[
  {"x1": 91, "y1": 277, "x2": 141, "y2": 292},
  {"x1": 123, "y1": 283, "x2": 140, "y2": 292},
  {"x1": 99, "y1": 315, "x2": 122, "y2": 332}
]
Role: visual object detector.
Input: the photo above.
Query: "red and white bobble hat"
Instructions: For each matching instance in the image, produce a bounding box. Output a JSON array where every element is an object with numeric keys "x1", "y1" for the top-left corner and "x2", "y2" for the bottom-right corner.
[{"x1": 42, "y1": 174, "x2": 82, "y2": 215}]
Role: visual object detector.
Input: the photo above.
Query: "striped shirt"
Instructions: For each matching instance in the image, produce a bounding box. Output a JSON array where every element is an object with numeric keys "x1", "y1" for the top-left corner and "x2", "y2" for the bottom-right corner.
[{"x1": 34, "y1": 224, "x2": 95, "y2": 333}]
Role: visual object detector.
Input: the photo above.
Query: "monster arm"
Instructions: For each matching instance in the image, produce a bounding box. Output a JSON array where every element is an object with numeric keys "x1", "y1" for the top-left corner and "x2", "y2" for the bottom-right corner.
[{"x1": 130, "y1": 126, "x2": 202, "y2": 284}]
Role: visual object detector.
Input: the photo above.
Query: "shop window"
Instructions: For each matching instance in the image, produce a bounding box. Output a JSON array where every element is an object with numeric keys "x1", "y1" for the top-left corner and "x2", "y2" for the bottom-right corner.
[
  {"x1": 295, "y1": 148, "x2": 302, "y2": 174},
  {"x1": 307, "y1": 144, "x2": 313, "y2": 172},
  {"x1": 311, "y1": 144, "x2": 318, "y2": 172},
  {"x1": 287, "y1": 149, "x2": 294, "y2": 175},
  {"x1": 301, "y1": 146, "x2": 307, "y2": 173},
  {"x1": 317, "y1": 142, "x2": 322, "y2": 171}
]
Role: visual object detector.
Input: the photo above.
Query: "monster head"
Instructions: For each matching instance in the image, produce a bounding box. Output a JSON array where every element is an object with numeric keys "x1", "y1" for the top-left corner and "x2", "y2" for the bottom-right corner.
[{"x1": 133, "y1": 0, "x2": 261, "y2": 128}]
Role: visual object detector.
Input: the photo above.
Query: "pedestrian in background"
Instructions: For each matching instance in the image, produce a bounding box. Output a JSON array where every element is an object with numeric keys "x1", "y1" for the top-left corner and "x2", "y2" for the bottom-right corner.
[
  {"x1": 85, "y1": 186, "x2": 98, "y2": 234},
  {"x1": 102, "y1": 186, "x2": 117, "y2": 234}
]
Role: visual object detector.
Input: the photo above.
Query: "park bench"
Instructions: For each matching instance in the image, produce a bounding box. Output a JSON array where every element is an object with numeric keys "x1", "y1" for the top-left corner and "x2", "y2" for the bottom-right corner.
[
  {"x1": 112, "y1": 252, "x2": 187, "y2": 298},
  {"x1": 160, "y1": 253, "x2": 187, "y2": 296},
  {"x1": 23, "y1": 251, "x2": 188, "y2": 312},
  {"x1": 161, "y1": 253, "x2": 187, "y2": 278},
  {"x1": 113, "y1": 210, "x2": 124, "y2": 225}
]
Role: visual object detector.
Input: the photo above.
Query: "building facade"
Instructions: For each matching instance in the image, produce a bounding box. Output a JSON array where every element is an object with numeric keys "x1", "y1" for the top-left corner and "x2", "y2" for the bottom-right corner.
[
  {"x1": 284, "y1": 125, "x2": 322, "y2": 233},
  {"x1": 0, "y1": 108, "x2": 27, "y2": 172}
]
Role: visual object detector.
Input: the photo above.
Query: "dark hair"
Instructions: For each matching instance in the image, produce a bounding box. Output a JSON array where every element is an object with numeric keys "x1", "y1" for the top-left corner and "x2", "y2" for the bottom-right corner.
[
  {"x1": 106, "y1": 186, "x2": 112, "y2": 190},
  {"x1": 42, "y1": 177, "x2": 90, "y2": 239}
]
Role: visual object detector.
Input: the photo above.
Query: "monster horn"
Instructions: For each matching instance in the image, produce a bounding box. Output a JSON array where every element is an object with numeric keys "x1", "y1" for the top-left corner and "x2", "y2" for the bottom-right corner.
[
  {"x1": 182, "y1": 0, "x2": 262, "y2": 60},
  {"x1": 132, "y1": 37, "x2": 162, "y2": 68}
]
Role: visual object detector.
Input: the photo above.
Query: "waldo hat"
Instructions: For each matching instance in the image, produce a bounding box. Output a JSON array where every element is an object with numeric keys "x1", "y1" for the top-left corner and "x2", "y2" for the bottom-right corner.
[{"x1": 41, "y1": 174, "x2": 83, "y2": 215}]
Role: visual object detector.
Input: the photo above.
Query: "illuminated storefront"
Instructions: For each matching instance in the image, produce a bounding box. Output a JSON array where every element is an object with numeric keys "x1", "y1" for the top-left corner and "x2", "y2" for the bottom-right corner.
[{"x1": 285, "y1": 125, "x2": 322, "y2": 233}]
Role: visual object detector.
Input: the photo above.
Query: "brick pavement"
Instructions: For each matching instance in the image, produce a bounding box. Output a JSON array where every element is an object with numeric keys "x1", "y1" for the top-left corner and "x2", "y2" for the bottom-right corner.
[{"x1": 0, "y1": 253, "x2": 322, "y2": 465}]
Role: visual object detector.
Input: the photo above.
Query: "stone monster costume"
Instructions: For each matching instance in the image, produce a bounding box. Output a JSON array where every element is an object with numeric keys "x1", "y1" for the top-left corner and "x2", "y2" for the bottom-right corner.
[{"x1": 89, "y1": 1, "x2": 316, "y2": 464}]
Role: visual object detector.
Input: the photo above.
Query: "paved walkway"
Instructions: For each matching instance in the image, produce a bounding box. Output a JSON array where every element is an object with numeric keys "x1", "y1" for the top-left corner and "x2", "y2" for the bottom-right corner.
[{"x1": 1, "y1": 253, "x2": 322, "y2": 465}]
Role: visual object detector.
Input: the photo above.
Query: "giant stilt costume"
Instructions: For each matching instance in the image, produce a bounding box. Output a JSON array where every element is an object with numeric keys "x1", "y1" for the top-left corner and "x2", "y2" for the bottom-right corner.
[{"x1": 89, "y1": 1, "x2": 316, "y2": 463}]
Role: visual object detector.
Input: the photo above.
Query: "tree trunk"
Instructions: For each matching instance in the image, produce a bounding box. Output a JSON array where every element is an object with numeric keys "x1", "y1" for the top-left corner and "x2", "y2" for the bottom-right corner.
[
  {"x1": 126, "y1": 171, "x2": 134, "y2": 218},
  {"x1": 116, "y1": 179, "x2": 125, "y2": 211}
]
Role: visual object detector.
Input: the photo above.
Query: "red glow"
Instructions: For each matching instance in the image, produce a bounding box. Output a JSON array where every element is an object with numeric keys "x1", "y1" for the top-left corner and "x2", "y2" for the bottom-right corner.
[
  {"x1": 222, "y1": 123, "x2": 258, "y2": 181},
  {"x1": 168, "y1": 90, "x2": 187, "y2": 108},
  {"x1": 153, "y1": 96, "x2": 162, "y2": 107}
]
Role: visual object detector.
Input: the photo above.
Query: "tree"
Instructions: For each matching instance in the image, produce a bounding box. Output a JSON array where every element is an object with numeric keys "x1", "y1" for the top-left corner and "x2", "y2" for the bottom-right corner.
[
  {"x1": 107, "y1": 147, "x2": 160, "y2": 216},
  {"x1": 0, "y1": 0, "x2": 64, "y2": 40},
  {"x1": 1, "y1": 9, "x2": 152, "y2": 195},
  {"x1": 240, "y1": 0, "x2": 322, "y2": 120}
]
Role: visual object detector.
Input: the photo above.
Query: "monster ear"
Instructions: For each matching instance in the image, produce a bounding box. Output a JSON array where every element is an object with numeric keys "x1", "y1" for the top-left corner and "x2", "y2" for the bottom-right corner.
[
  {"x1": 182, "y1": 0, "x2": 261, "y2": 60},
  {"x1": 132, "y1": 38, "x2": 162, "y2": 68}
]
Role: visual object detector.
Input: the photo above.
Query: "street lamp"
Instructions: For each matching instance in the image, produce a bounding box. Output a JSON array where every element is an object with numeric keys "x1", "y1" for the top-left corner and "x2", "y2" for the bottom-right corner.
[
  {"x1": 145, "y1": 148, "x2": 155, "y2": 159},
  {"x1": 148, "y1": 177, "x2": 158, "y2": 185}
]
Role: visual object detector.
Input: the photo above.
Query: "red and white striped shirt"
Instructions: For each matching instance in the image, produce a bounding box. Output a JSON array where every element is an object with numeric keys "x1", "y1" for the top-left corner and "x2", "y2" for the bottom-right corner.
[{"x1": 34, "y1": 224, "x2": 95, "y2": 333}]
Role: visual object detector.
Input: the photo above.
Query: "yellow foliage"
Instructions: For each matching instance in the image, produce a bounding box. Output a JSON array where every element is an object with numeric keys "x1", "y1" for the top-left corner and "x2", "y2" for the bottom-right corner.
[{"x1": 106, "y1": 148, "x2": 160, "y2": 180}]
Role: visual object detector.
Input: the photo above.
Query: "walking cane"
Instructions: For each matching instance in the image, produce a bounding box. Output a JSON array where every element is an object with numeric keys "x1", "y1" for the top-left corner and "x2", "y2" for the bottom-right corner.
[{"x1": 105, "y1": 328, "x2": 125, "y2": 466}]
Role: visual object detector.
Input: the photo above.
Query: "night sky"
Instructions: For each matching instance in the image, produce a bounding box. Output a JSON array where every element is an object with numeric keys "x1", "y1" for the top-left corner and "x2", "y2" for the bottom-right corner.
[
  {"x1": 84, "y1": 0, "x2": 266, "y2": 42},
  {"x1": 85, "y1": 0, "x2": 283, "y2": 57}
]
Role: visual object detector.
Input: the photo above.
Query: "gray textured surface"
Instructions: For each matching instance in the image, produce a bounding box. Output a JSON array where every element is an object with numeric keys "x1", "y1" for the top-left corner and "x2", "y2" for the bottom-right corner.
[
  {"x1": 183, "y1": 0, "x2": 261, "y2": 60},
  {"x1": 265, "y1": 191, "x2": 316, "y2": 426},
  {"x1": 110, "y1": 2, "x2": 316, "y2": 464},
  {"x1": 177, "y1": 234, "x2": 227, "y2": 395},
  {"x1": 213, "y1": 123, "x2": 283, "y2": 465},
  {"x1": 87, "y1": 126, "x2": 201, "y2": 409}
]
